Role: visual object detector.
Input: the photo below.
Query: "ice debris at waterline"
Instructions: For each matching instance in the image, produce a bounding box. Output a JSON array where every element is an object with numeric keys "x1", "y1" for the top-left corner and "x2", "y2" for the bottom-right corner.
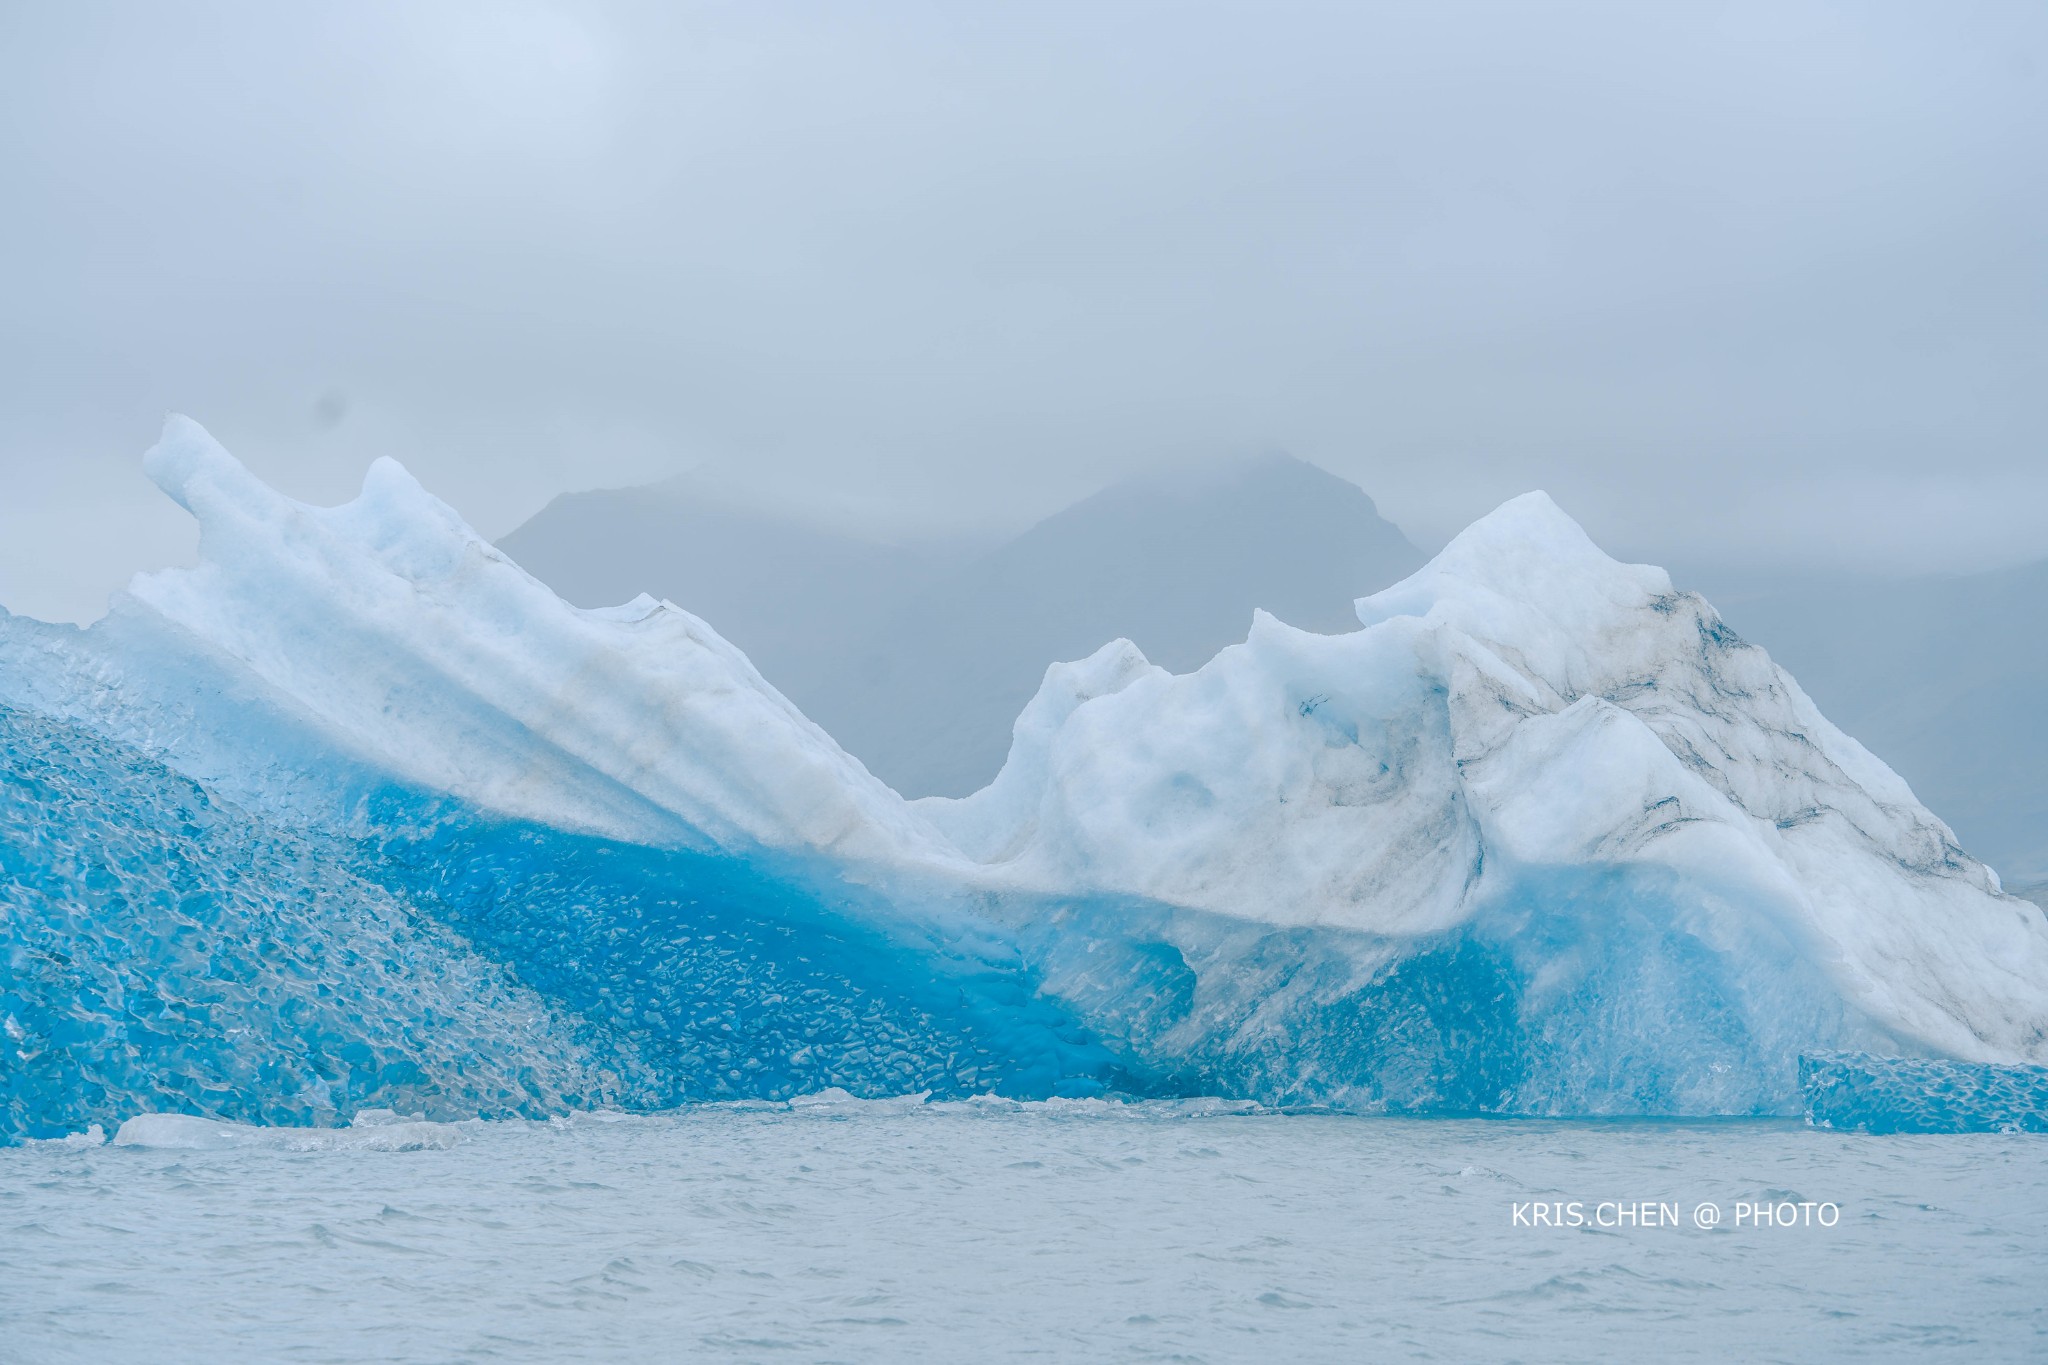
[
  {"x1": 108, "y1": 1109, "x2": 470, "y2": 1152},
  {"x1": 3, "y1": 415, "x2": 2046, "y2": 1140},
  {"x1": 1801, "y1": 1053, "x2": 2048, "y2": 1135}
]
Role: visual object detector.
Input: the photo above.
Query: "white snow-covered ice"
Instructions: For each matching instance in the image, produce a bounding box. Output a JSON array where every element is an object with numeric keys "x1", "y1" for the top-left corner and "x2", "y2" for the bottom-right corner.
[
  {"x1": 920, "y1": 492, "x2": 2048, "y2": 1065},
  {"x1": 49, "y1": 415, "x2": 951, "y2": 861}
]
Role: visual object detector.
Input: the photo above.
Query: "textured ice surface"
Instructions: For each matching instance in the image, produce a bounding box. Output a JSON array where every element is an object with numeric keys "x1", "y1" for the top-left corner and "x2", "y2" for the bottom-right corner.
[
  {"x1": 0, "y1": 703, "x2": 595, "y2": 1142},
  {"x1": 1801, "y1": 1052, "x2": 2048, "y2": 1134},
  {"x1": 996, "y1": 874, "x2": 1885, "y2": 1115},
  {"x1": 5, "y1": 417, "x2": 2045, "y2": 1134},
  {"x1": 110, "y1": 415, "x2": 949, "y2": 860},
  {"x1": 371, "y1": 819, "x2": 1121, "y2": 1108},
  {"x1": 0, "y1": 703, "x2": 1118, "y2": 1145}
]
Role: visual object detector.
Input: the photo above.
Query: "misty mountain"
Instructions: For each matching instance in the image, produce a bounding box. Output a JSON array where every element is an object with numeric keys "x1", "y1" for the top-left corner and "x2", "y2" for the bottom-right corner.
[
  {"x1": 497, "y1": 479, "x2": 945, "y2": 699},
  {"x1": 505, "y1": 461, "x2": 2047, "y2": 890},
  {"x1": 799, "y1": 455, "x2": 1425, "y2": 797},
  {"x1": 1706, "y1": 559, "x2": 2048, "y2": 888},
  {"x1": 501, "y1": 454, "x2": 1424, "y2": 798}
]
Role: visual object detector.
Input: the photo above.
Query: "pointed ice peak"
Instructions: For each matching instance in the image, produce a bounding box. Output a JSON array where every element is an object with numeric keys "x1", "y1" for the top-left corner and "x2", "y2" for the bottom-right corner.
[
  {"x1": 145, "y1": 417, "x2": 513, "y2": 605},
  {"x1": 1039, "y1": 638, "x2": 1158, "y2": 709},
  {"x1": 119, "y1": 422, "x2": 954, "y2": 861},
  {"x1": 143, "y1": 415, "x2": 265, "y2": 515},
  {"x1": 143, "y1": 416, "x2": 465, "y2": 556},
  {"x1": 585, "y1": 593, "x2": 668, "y2": 624},
  {"x1": 358, "y1": 454, "x2": 432, "y2": 505},
  {"x1": 914, "y1": 637, "x2": 1167, "y2": 864},
  {"x1": 1350, "y1": 490, "x2": 1685, "y2": 710},
  {"x1": 1357, "y1": 491, "x2": 1672, "y2": 632},
  {"x1": 329, "y1": 454, "x2": 496, "y2": 580},
  {"x1": 1390, "y1": 490, "x2": 1640, "y2": 597},
  {"x1": 1442, "y1": 490, "x2": 1601, "y2": 562}
]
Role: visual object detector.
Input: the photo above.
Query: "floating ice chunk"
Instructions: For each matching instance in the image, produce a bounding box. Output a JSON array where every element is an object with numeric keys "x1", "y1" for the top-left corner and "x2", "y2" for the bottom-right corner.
[
  {"x1": 112, "y1": 1112, "x2": 467, "y2": 1152},
  {"x1": 786, "y1": 1087, "x2": 864, "y2": 1106},
  {"x1": 785, "y1": 1088, "x2": 933, "y2": 1112}
]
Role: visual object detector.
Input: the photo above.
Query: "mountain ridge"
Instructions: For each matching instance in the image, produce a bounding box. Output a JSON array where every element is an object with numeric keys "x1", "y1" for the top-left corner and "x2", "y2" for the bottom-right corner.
[{"x1": 501, "y1": 452, "x2": 1426, "y2": 797}]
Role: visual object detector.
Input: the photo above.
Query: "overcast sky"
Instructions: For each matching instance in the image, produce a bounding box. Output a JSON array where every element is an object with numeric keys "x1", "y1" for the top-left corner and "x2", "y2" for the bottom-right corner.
[{"x1": 3, "y1": 1, "x2": 2044, "y2": 622}]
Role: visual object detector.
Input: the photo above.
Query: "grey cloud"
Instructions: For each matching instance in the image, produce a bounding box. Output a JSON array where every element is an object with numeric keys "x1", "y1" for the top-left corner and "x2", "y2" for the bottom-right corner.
[{"x1": 3, "y1": 0, "x2": 2044, "y2": 622}]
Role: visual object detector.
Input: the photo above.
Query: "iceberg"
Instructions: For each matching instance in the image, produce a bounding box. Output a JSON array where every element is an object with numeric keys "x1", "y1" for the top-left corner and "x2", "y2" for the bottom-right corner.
[{"x1": 4, "y1": 416, "x2": 2045, "y2": 1138}]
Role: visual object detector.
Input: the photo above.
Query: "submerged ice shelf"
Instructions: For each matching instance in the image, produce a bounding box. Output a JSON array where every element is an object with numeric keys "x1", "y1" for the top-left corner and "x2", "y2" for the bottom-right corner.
[{"x1": 4, "y1": 416, "x2": 2047, "y2": 1140}]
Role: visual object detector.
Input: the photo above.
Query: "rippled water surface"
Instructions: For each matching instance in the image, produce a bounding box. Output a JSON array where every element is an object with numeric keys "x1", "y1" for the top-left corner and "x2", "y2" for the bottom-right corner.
[{"x1": 3, "y1": 1102, "x2": 2044, "y2": 1363}]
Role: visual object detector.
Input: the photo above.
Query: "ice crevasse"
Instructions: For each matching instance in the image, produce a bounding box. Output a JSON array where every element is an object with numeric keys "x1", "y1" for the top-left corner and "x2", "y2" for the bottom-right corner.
[{"x1": 3, "y1": 415, "x2": 2046, "y2": 1137}]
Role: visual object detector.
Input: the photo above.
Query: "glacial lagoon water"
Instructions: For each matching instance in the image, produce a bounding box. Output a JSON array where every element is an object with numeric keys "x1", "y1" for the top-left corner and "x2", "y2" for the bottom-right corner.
[{"x1": 3, "y1": 1100, "x2": 2045, "y2": 1363}]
